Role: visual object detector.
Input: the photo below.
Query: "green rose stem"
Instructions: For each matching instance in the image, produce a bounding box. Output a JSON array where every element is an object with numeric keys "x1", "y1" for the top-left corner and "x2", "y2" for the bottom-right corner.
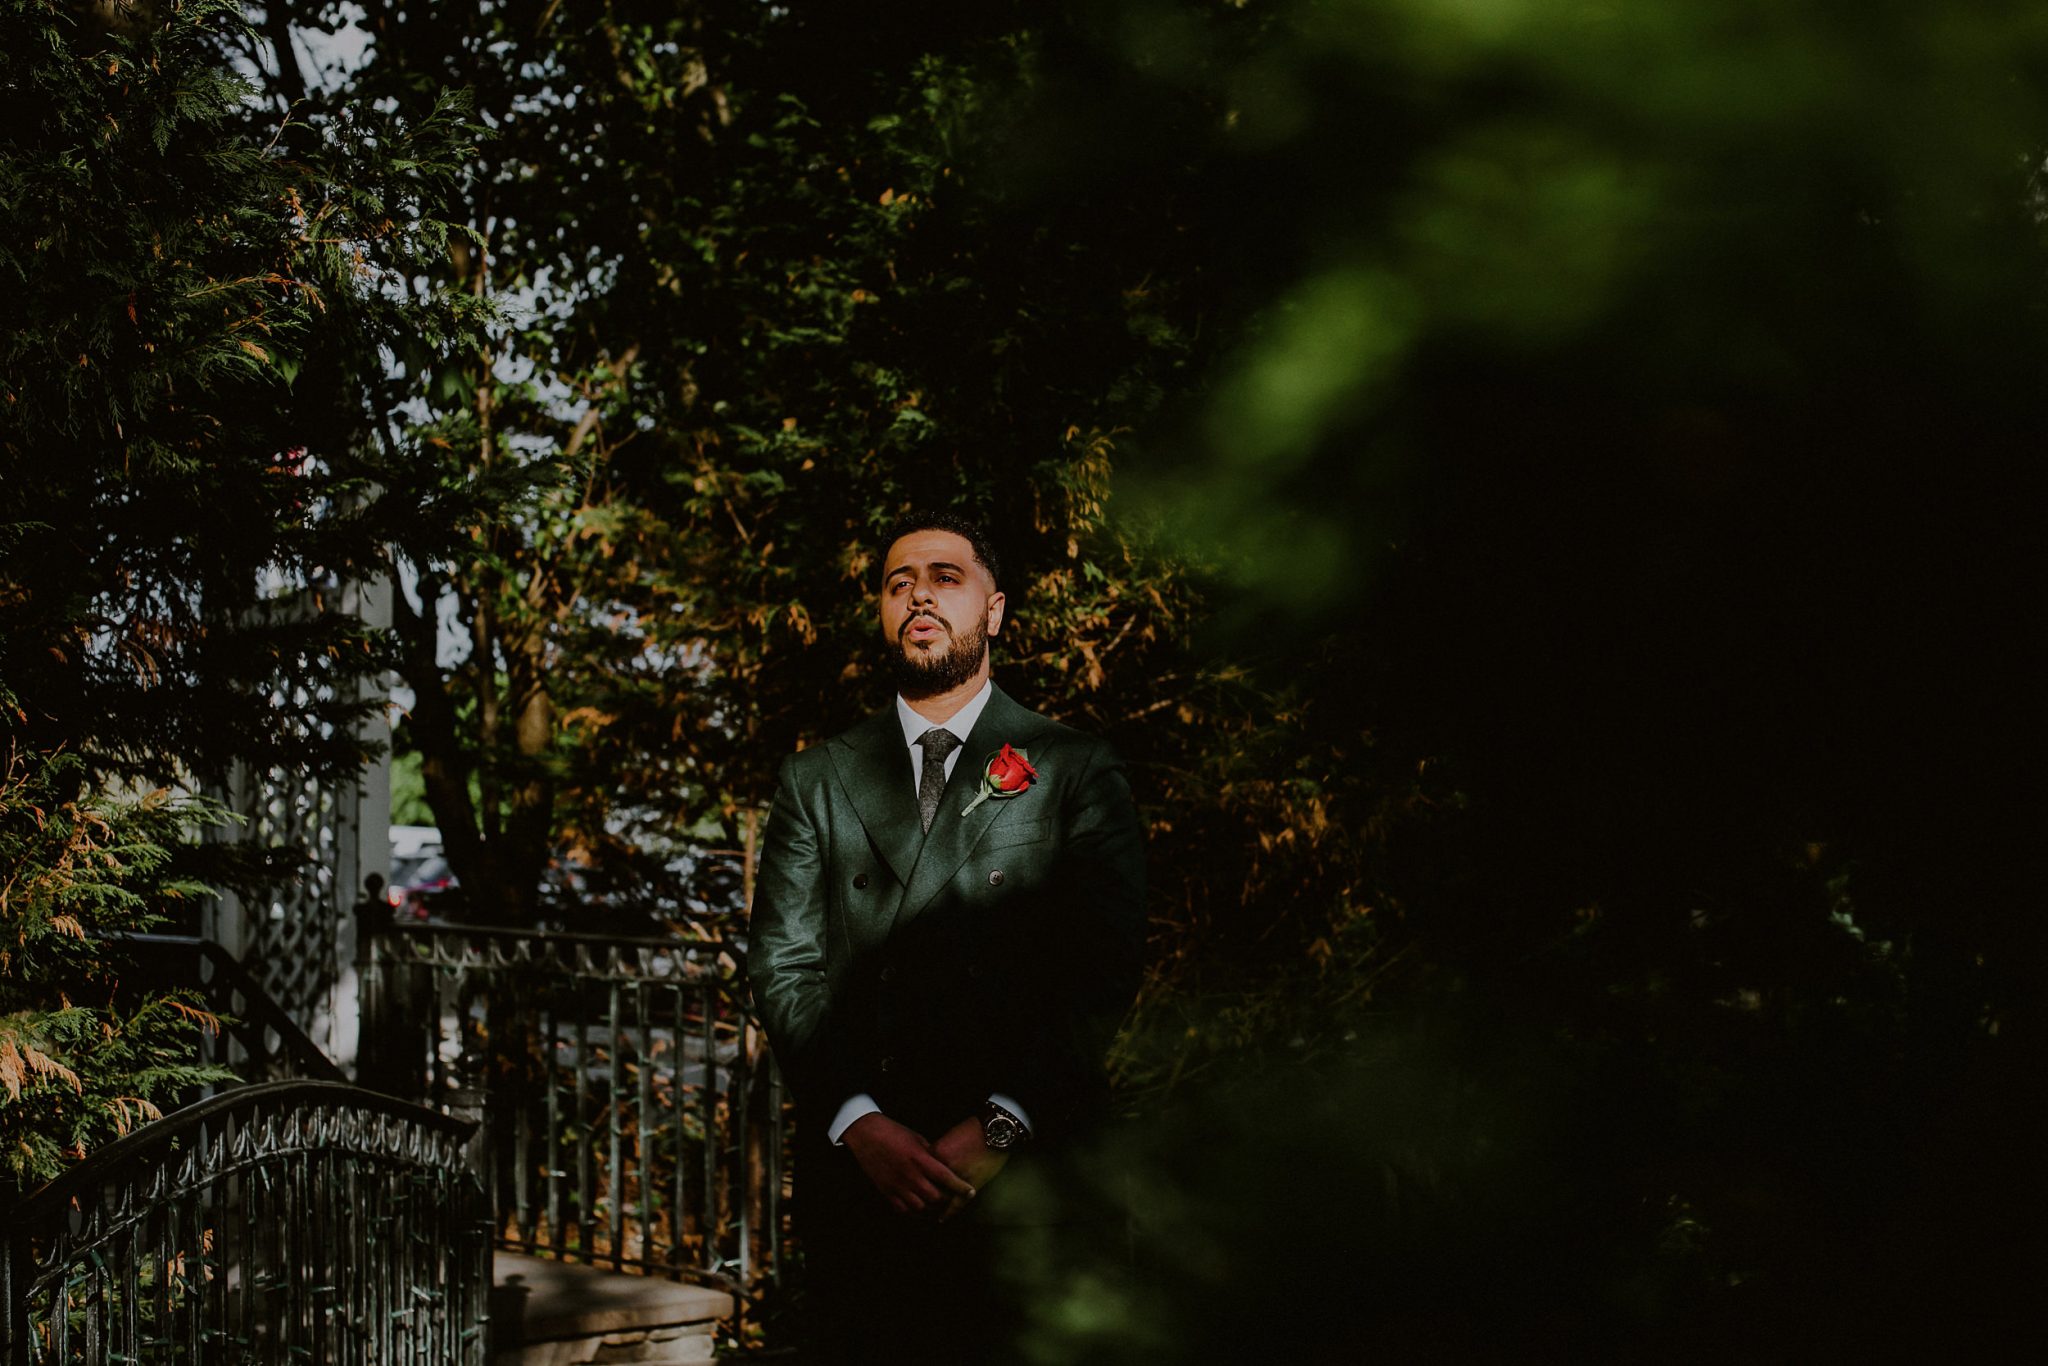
[
  {"x1": 962, "y1": 772, "x2": 1006, "y2": 815},
  {"x1": 962, "y1": 746, "x2": 1033, "y2": 815}
]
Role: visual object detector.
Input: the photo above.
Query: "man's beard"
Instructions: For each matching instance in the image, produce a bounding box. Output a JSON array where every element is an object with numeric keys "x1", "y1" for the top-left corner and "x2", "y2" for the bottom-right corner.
[{"x1": 888, "y1": 612, "x2": 988, "y2": 699}]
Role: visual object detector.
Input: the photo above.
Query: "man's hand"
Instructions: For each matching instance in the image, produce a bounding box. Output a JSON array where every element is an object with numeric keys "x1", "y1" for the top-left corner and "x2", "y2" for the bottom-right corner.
[
  {"x1": 931, "y1": 1115, "x2": 1010, "y2": 1223},
  {"x1": 841, "y1": 1113, "x2": 976, "y2": 1216}
]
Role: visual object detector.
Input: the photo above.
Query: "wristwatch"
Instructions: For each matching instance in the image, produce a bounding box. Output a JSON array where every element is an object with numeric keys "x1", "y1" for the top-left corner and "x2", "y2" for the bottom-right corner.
[{"x1": 981, "y1": 1100, "x2": 1029, "y2": 1151}]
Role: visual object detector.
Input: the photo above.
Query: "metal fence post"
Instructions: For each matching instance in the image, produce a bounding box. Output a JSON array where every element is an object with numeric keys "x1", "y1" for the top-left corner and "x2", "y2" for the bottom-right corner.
[
  {"x1": 355, "y1": 874, "x2": 429, "y2": 1101},
  {"x1": 1, "y1": 1221, "x2": 20, "y2": 1366}
]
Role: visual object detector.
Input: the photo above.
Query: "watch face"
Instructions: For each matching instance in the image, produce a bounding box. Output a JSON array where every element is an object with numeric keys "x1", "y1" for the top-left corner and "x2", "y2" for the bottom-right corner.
[{"x1": 985, "y1": 1113, "x2": 1023, "y2": 1149}]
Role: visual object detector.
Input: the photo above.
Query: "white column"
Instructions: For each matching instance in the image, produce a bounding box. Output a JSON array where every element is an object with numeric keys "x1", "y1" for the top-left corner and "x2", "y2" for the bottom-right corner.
[{"x1": 328, "y1": 571, "x2": 395, "y2": 1077}]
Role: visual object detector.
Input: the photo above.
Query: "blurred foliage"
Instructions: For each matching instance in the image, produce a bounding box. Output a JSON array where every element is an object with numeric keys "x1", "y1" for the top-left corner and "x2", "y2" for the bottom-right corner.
[{"x1": 956, "y1": 0, "x2": 2048, "y2": 1358}]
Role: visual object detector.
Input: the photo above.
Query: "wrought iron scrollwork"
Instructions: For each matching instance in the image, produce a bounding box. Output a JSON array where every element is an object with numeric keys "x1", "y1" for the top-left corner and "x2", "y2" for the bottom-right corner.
[{"x1": 0, "y1": 1081, "x2": 489, "y2": 1365}]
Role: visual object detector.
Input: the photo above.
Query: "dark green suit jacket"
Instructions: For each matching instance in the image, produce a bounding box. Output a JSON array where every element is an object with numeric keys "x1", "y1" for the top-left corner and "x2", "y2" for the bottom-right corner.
[{"x1": 750, "y1": 684, "x2": 1146, "y2": 1144}]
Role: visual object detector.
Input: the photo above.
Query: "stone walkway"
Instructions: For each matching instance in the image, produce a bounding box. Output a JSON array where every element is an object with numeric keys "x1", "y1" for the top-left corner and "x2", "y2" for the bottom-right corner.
[{"x1": 490, "y1": 1252, "x2": 733, "y2": 1364}]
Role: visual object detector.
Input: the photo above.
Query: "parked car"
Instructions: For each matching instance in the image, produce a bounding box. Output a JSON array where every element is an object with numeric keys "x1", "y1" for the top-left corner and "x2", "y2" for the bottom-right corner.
[
  {"x1": 383, "y1": 826, "x2": 746, "y2": 937},
  {"x1": 388, "y1": 826, "x2": 459, "y2": 922},
  {"x1": 534, "y1": 848, "x2": 746, "y2": 940},
  {"x1": 389, "y1": 852, "x2": 461, "y2": 922}
]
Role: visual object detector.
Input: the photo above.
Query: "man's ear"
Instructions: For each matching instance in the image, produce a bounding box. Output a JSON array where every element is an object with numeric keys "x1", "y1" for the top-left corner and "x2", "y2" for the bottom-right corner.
[{"x1": 985, "y1": 590, "x2": 1006, "y2": 637}]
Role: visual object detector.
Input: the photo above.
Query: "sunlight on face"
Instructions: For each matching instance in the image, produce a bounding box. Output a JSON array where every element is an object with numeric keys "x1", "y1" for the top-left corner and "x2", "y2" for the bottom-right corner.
[{"x1": 877, "y1": 530, "x2": 1006, "y2": 698}]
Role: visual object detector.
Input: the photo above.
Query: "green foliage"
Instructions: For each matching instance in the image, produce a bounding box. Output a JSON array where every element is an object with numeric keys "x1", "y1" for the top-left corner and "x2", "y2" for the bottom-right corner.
[
  {"x1": 0, "y1": 0, "x2": 485, "y2": 1182},
  {"x1": 951, "y1": 0, "x2": 2048, "y2": 1354},
  {"x1": 40, "y1": 1, "x2": 2037, "y2": 1346},
  {"x1": 0, "y1": 748, "x2": 232, "y2": 1186},
  {"x1": 0, "y1": 0, "x2": 488, "y2": 792},
  {"x1": 243, "y1": 1, "x2": 1417, "y2": 1033},
  {"x1": 252, "y1": 3, "x2": 1226, "y2": 923}
]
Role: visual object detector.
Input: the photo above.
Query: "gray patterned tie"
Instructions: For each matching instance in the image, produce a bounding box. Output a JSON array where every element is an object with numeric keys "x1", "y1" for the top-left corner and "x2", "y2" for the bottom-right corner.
[{"x1": 916, "y1": 727, "x2": 962, "y2": 833}]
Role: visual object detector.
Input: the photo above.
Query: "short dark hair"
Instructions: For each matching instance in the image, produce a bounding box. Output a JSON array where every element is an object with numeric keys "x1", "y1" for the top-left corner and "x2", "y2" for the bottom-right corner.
[{"x1": 880, "y1": 509, "x2": 1004, "y2": 591}]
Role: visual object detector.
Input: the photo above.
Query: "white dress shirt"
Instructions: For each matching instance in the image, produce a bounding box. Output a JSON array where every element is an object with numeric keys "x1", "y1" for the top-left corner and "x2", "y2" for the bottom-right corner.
[
  {"x1": 891, "y1": 678, "x2": 995, "y2": 795},
  {"x1": 827, "y1": 679, "x2": 1034, "y2": 1143}
]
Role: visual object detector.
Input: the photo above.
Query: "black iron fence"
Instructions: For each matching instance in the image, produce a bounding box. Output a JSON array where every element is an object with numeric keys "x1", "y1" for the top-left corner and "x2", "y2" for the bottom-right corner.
[
  {"x1": 0, "y1": 1080, "x2": 490, "y2": 1365},
  {"x1": 357, "y1": 918, "x2": 787, "y2": 1291}
]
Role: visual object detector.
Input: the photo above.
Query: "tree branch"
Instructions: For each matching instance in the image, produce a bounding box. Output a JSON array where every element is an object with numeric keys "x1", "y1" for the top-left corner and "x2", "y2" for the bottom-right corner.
[
  {"x1": 388, "y1": 564, "x2": 488, "y2": 893},
  {"x1": 261, "y1": 4, "x2": 308, "y2": 107}
]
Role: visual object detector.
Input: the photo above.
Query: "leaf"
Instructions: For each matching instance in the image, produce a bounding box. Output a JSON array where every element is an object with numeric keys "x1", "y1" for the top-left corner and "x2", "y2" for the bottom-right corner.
[
  {"x1": 103, "y1": 1096, "x2": 163, "y2": 1136},
  {"x1": 168, "y1": 1000, "x2": 222, "y2": 1036},
  {"x1": 22, "y1": 1045, "x2": 82, "y2": 1095}
]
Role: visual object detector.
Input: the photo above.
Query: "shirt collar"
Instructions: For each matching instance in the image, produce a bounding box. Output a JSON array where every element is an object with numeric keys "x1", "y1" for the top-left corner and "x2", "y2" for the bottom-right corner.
[{"x1": 894, "y1": 677, "x2": 995, "y2": 751}]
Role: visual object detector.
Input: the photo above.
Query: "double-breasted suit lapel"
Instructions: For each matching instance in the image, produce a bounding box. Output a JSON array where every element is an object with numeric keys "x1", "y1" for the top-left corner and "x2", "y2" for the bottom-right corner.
[
  {"x1": 823, "y1": 711, "x2": 921, "y2": 945},
  {"x1": 893, "y1": 687, "x2": 1046, "y2": 935},
  {"x1": 823, "y1": 686, "x2": 1050, "y2": 946}
]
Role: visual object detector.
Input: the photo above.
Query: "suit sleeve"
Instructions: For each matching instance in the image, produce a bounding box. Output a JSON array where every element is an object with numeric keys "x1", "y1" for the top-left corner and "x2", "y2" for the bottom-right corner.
[
  {"x1": 990, "y1": 737, "x2": 1147, "y2": 1142},
  {"x1": 748, "y1": 754, "x2": 861, "y2": 1114}
]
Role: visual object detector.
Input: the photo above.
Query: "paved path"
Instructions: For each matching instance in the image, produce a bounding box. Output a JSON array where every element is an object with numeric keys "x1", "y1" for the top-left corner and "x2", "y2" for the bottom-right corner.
[{"x1": 490, "y1": 1252, "x2": 733, "y2": 1364}]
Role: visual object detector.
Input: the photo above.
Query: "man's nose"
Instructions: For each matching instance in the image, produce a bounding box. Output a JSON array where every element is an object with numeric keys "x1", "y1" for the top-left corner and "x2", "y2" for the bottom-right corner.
[{"x1": 909, "y1": 578, "x2": 936, "y2": 604}]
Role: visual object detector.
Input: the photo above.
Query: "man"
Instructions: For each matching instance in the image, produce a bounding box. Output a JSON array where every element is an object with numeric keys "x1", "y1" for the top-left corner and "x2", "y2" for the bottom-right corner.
[{"x1": 749, "y1": 510, "x2": 1147, "y2": 1363}]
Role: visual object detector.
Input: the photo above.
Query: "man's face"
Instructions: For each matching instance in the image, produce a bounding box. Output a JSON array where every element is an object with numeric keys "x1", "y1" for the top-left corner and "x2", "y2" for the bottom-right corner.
[{"x1": 877, "y1": 529, "x2": 1005, "y2": 699}]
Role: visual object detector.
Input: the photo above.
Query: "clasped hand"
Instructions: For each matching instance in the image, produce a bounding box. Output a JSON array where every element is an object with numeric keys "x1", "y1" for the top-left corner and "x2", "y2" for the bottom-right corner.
[{"x1": 843, "y1": 1113, "x2": 1010, "y2": 1222}]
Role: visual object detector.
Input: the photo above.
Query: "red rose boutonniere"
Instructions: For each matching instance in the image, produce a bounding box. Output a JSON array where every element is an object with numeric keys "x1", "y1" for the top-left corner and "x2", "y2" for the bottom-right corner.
[{"x1": 962, "y1": 743, "x2": 1037, "y2": 815}]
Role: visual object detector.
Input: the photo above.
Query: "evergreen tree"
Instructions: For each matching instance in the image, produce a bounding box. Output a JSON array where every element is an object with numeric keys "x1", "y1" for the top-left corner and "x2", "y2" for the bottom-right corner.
[
  {"x1": 0, "y1": 0, "x2": 484, "y2": 1178},
  {"x1": 0, "y1": 749, "x2": 231, "y2": 1186},
  {"x1": 1, "y1": 0, "x2": 484, "y2": 794}
]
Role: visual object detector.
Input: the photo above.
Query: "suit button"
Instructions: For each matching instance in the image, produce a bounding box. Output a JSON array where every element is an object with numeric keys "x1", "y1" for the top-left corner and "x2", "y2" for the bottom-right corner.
[
  {"x1": 879, "y1": 1056, "x2": 895, "y2": 1074},
  {"x1": 853, "y1": 873, "x2": 869, "y2": 890},
  {"x1": 968, "y1": 963, "x2": 983, "y2": 979},
  {"x1": 988, "y1": 869, "x2": 1005, "y2": 887},
  {"x1": 880, "y1": 966, "x2": 895, "y2": 982}
]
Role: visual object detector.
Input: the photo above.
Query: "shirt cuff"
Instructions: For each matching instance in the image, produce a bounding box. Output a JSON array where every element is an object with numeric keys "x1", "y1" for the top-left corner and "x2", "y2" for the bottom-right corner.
[
  {"x1": 987, "y1": 1092, "x2": 1034, "y2": 1137},
  {"x1": 827, "y1": 1093, "x2": 882, "y2": 1145}
]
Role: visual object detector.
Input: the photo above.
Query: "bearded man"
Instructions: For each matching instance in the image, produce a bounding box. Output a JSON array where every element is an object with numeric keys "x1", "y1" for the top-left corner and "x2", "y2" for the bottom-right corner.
[{"x1": 749, "y1": 510, "x2": 1147, "y2": 1363}]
